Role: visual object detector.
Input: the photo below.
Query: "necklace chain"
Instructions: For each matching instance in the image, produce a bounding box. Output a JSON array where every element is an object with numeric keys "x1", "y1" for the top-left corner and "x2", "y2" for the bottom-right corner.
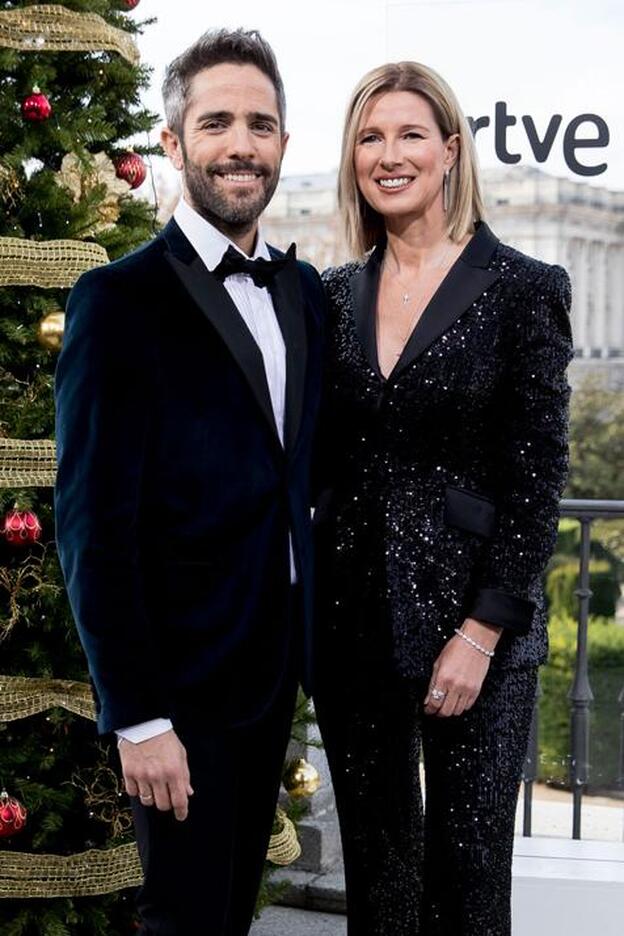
[
  {"x1": 381, "y1": 240, "x2": 457, "y2": 358},
  {"x1": 385, "y1": 240, "x2": 455, "y2": 305}
]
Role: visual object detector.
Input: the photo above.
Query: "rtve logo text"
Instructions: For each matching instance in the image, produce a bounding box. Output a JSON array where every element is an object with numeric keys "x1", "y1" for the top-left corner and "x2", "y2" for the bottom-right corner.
[{"x1": 468, "y1": 103, "x2": 609, "y2": 177}]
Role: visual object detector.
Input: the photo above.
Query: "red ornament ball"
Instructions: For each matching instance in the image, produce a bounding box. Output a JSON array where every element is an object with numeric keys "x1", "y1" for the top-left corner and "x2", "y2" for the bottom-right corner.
[
  {"x1": 21, "y1": 87, "x2": 52, "y2": 122},
  {"x1": 115, "y1": 151, "x2": 147, "y2": 190},
  {"x1": 2, "y1": 509, "x2": 42, "y2": 547},
  {"x1": 122, "y1": 0, "x2": 141, "y2": 8},
  {"x1": 0, "y1": 789, "x2": 27, "y2": 838}
]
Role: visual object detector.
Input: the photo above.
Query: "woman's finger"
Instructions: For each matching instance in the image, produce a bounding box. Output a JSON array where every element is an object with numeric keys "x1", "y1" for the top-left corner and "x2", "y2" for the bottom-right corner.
[
  {"x1": 452, "y1": 694, "x2": 468, "y2": 717},
  {"x1": 424, "y1": 682, "x2": 447, "y2": 715},
  {"x1": 436, "y1": 689, "x2": 459, "y2": 718}
]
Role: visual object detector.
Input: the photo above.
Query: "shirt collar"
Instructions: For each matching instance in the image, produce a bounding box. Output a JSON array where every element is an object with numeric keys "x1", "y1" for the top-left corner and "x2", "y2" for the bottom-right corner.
[{"x1": 173, "y1": 196, "x2": 271, "y2": 272}]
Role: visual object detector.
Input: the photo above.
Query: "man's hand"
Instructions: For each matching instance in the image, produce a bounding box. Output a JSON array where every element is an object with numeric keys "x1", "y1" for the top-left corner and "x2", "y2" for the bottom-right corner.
[
  {"x1": 424, "y1": 618, "x2": 502, "y2": 717},
  {"x1": 119, "y1": 729, "x2": 194, "y2": 821}
]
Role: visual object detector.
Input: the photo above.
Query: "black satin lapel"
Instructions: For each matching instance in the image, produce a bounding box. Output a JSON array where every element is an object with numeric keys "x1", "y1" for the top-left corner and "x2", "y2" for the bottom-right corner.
[
  {"x1": 392, "y1": 262, "x2": 501, "y2": 379},
  {"x1": 269, "y1": 250, "x2": 307, "y2": 453},
  {"x1": 349, "y1": 251, "x2": 383, "y2": 377},
  {"x1": 165, "y1": 251, "x2": 279, "y2": 441}
]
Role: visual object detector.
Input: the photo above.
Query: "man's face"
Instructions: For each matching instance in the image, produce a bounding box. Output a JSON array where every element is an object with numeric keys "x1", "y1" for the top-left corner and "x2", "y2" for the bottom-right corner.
[{"x1": 163, "y1": 63, "x2": 288, "y2": 230}]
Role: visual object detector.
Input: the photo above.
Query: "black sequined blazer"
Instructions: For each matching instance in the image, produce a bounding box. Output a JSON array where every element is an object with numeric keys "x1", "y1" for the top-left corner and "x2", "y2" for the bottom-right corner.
[{"x1": 315, "y1": 222, "x2": 573, "y2": 677}]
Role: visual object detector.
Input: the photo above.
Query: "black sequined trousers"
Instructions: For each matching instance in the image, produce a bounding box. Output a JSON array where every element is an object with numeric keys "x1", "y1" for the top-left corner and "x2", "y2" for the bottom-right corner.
[{"x1": 314, "y1": 628, "x2": 538, "y2": 936}]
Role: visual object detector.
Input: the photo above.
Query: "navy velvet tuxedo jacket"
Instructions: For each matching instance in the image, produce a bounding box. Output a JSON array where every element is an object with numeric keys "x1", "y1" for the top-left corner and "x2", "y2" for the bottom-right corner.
[
  {"x1": 55, "y1": 219, "x2": 324, "y2": 734},
  {"x1": 316, "y1": 223, "x2": 573, "y2": 677}
]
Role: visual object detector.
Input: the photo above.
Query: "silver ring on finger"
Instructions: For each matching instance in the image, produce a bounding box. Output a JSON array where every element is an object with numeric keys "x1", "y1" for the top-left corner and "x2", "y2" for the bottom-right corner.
[
  {"x1": 431, "y1": 687, "x2": 446, "y2": 702},
  {"x1": 139, "y1": 791, "x2": 154, "y2": 804}
]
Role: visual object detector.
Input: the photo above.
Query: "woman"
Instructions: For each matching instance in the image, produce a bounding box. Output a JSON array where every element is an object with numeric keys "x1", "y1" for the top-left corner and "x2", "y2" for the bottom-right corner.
[{"x1": 313, "y1": 62, "x2": 573, "y2": 936}]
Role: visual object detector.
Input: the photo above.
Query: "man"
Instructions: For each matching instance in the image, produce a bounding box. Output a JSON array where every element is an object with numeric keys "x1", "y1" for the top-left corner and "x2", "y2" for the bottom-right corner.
[{"x1": 55, "y1": 28, "x2": 324, "y2": 934}]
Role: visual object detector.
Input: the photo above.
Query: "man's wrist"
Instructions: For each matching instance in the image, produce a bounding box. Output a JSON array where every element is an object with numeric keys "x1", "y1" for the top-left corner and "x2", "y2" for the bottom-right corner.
[{"x1": 115, "y1": 717, "x2": 173, "y2": 746}]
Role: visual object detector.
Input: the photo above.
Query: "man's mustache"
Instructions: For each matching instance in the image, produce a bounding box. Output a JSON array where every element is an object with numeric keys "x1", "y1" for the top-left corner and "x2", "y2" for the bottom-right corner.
[{"x1": 206, "y1": 161, "x2": 270, "y2": 178}]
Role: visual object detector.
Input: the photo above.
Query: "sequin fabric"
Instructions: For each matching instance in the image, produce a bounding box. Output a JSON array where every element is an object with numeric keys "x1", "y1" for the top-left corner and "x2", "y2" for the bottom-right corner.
[
  {"x1": 313, "y1": 229, "x2": 572, "y2": 934},
  {"x1": 314, "y1": 656, "x2": 538, "y2": 936},
  {"x1": 316, "y1": 234, "x2": 573, "y2": 679}
]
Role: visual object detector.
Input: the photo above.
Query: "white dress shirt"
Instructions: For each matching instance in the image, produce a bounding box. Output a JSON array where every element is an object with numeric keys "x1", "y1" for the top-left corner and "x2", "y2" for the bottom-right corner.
[{"x1": 117, "y1": 198, "x2": 296, "y2": 746}]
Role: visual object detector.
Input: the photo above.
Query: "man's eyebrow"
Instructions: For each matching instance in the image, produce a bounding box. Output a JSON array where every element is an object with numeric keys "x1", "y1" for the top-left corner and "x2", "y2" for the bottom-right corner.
[
  {"x1": 249, "y1": 111, "x2": 279, "y2": 126},
  {"x1": 193, "y1": 110, "x2": 279, "y2": 126},
  {"x1": 194, "y1": 110, "x2": 233, "y2": 124}
]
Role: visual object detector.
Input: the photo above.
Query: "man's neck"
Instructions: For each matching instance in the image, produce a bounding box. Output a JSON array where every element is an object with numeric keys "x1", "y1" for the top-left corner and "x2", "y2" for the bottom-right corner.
[{"x1": 182, "y1": 195, "x2": 258, "y2": 257}]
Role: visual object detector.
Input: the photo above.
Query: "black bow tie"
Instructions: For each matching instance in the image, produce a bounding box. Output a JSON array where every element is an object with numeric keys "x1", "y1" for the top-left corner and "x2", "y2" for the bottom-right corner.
[{"x1": 212, "y1": 243, "x2": 296, "y2": 288}]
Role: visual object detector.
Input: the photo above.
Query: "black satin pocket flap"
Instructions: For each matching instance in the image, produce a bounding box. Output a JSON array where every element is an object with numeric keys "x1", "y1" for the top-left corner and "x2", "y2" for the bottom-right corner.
[{"x1": 444, "y1": 485, "x2": 496, "y2": 539}]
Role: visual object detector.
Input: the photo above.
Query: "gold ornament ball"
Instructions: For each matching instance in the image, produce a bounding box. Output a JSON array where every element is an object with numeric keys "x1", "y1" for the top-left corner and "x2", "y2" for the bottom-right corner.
[
  {"x1": 37, "y1": 311, "x2": 65, "y2": 351},
  {"x1": 283, "y1": 757, "x2": 321, "y2": 798}
]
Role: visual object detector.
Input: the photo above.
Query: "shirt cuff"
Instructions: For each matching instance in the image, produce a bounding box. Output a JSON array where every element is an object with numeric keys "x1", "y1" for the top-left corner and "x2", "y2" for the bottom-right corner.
[
  {"x1": 468, "y1": 588, "x2": 535, "y2": 635},
  {"x1": 116, "y1": 718, "x2": 173, "y2": 745}
]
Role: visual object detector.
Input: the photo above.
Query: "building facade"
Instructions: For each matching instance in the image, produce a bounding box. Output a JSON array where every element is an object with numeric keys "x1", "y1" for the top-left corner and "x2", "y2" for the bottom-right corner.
[{"x1": 262, "y1": 166, "x2": 624, "y2": 385}]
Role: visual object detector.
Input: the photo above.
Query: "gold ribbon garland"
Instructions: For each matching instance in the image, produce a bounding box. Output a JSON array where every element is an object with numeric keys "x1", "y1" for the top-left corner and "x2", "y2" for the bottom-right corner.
[
  {"x1": 0, "y1": 438, "x2": 57, "y2": 488},
  {"x1": 0, "y1": 237, "x2": 108, "y2": 288},
  {"x1": 0, "y1": 842, "x2": 142, "y2": 899},
  {"x1": 0, "y1": 5, "x2": 140, "y2": 66},
  {"x1": 266, "y1": 808, "x2": 301, "y2": 866},
  {"x1": 0, "y1": 813, "x2": 300, "y2": 898},
  {"x1": 0, "y1": 675, "x2": 96, "y2": 722}
]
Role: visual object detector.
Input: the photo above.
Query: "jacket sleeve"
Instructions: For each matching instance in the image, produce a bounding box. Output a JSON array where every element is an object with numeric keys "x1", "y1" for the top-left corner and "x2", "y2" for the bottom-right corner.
[
  {"x1": 55, "y1": 268, "x2": 170, "y2": 733},
  {"x1": 467, "y1": 264, "x2": 574, "y2": 635}
]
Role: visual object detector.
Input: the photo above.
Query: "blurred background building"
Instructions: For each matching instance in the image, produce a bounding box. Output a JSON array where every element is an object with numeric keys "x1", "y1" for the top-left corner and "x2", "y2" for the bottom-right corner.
[{"x1": 155, "y1": 165, "x2": 624, "y2": 387}]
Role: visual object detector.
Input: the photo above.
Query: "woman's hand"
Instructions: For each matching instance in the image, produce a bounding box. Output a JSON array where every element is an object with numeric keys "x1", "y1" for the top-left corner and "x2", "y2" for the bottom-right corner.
[{"x1": 424, "y1": 618, "x2": 503, "y2": 717}]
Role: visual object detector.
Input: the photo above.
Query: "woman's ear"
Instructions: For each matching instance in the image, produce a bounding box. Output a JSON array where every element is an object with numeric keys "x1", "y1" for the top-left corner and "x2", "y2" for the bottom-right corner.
[{"x1": 445, "y1": 132, "x2": 460, "y2": 171}]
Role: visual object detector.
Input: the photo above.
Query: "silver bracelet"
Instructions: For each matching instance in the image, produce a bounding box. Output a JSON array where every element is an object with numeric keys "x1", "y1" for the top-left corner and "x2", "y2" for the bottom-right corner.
[{"x1": 453, "y1": 628, "x2": 495, "y2": 658}]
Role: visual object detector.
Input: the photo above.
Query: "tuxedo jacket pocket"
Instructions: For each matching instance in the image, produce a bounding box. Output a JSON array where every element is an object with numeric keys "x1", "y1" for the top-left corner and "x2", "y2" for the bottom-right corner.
[{"x1": 444, "y1": 485, "x2": 496, "y2": 539}]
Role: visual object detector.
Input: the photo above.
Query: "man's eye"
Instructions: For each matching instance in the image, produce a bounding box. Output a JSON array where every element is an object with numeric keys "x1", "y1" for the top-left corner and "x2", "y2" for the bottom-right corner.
[
  {"x1": 253, "y1": 122, "x2": 274, "y2": 133},
  {"x1": 202, "y1": 121, "x2": 225, "y2": 131}
]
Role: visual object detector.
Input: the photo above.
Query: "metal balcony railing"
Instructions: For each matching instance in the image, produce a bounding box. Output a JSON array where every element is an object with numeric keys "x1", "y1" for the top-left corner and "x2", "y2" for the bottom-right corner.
[{"x1": 522, "y1": 499, "x2": 624, "y2": 840}]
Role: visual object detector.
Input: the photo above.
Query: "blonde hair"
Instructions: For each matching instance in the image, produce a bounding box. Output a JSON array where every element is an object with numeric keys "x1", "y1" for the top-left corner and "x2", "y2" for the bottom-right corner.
[{"x1": 338, "y1": 62, "x2": 484, "y2": 257}]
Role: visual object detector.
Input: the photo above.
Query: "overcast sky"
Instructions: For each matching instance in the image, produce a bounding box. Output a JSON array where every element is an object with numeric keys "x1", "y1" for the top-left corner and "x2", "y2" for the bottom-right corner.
[{"x1": 134, "y1": 0, "x2": 623, "y2": 191}]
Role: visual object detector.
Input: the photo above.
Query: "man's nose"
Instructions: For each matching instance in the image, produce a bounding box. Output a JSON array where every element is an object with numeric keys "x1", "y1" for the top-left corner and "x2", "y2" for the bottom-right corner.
[{"x1": 226, "y1": 123, "x2": 257, "y2": 160}]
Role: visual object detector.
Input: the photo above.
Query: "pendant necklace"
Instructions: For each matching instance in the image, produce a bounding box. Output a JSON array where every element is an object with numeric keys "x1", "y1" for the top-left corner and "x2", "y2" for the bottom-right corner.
[{"x1": 383, "y1": 241, "x2": 456, "y2": 357}]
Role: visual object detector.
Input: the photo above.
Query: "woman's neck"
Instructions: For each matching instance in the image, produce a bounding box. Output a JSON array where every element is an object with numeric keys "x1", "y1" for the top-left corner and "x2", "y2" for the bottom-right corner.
[{"x1": 384, "y1": 212, "x2": 453, "y2": 275}]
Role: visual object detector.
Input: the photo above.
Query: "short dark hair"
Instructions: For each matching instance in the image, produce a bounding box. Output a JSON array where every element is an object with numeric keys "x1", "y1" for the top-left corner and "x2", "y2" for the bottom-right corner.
[{"x1": 162, "y1": 28, "x2": 286, "y2": 136}]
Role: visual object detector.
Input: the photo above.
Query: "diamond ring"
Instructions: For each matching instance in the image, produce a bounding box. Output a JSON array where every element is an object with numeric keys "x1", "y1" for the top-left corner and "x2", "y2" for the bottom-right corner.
[{"x1": 431, "y1": 688, "x2": 446, "y2": 701}]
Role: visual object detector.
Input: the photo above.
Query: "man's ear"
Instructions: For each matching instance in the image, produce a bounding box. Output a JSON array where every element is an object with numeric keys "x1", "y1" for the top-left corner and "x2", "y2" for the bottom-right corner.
[
  {"x1": 161, "y1": 127, "x2": 184, "y2": 171},
  {"x1": 281, "y1": 131, "x2": 290, "y2": 159}
]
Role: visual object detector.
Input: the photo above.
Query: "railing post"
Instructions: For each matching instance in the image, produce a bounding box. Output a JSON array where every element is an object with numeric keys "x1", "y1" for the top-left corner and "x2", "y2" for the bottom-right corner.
[
  {"x1": 568, "y1": 516, "x2": 594, "y2": 840},
  {"x1": 522, "y1": 677, "x2": 541, "y2": 837},
  {"x1": 618, "y1": 685, "x2": 624, "y2": 791}
]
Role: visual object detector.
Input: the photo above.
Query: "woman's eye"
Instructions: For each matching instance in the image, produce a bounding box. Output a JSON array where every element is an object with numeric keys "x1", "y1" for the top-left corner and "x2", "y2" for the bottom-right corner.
[{"x1": 359, "y1": 134, "x2": 380, "y2": 144}]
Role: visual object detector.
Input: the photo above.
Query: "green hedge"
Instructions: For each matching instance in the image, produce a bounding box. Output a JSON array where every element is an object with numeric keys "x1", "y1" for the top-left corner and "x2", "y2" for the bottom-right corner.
[
  {"x1": 539, "y1": 614, "x2": 624, "y2": 788},
  {"x1": 546, "y1": 559, "x2": 620, "y2": 618}
]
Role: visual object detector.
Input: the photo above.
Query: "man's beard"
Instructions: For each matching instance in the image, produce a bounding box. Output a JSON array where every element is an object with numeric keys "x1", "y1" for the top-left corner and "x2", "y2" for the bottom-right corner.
[{"x1": 182, "y1": 154, "x2": 281, "y2": 234}]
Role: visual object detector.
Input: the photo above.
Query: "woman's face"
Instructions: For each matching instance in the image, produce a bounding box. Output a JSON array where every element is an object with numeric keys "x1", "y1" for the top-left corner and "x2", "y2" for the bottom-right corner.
[{"x1": 353, "y1": 90, "x2": 457, "y2": 223}]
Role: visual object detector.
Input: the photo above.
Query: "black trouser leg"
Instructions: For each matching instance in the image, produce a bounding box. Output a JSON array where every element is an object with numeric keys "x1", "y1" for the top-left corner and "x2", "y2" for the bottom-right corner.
[
  {"x1": 315, "y1": 663, "x2": 537, "y2": 936},
  {"x1": 421, "y1": 666, "x2": 538, "y2": 936},
  {"x1": 131, "y1": 586, "x2": 302, "y2": 936},
  {"x1": 131, "y1": 671, "x2": 298, "y2": 936},
  {"x1": 314, "y1": 669, "x2": 424, "y2": 936}
]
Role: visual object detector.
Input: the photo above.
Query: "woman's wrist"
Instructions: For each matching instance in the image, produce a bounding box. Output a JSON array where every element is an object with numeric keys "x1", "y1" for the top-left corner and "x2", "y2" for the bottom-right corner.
[{"x1": 459, "y1": 617, "x2": 503, "y2": 652}]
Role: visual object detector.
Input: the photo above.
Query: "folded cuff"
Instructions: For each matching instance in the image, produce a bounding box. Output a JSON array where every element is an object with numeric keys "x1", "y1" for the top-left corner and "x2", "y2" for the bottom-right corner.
[{"x1": 468, "y1": 588, "x2": 535, "y2": 635}]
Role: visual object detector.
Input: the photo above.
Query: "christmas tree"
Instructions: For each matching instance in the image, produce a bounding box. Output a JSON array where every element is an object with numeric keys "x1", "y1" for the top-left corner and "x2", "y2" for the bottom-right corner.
[{"x1": 0, "y1": 2, "x2": 160, "y2": 931}]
